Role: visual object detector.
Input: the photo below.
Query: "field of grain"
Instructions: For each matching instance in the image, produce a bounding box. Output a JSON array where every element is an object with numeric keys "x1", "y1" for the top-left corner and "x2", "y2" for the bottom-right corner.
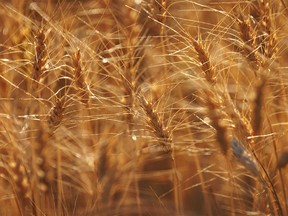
[{"x1": 0, "y1": 0, "x2": 288, "y2": 215}]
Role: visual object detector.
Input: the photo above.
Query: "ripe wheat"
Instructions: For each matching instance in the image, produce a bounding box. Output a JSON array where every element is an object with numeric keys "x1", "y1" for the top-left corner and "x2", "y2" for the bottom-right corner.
[{"x1": 0, "y1": 0, "x2": 288, "y2": 215}]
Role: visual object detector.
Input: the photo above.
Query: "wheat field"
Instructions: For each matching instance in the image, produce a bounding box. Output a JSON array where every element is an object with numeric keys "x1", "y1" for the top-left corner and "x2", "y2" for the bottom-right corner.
[{"x1": 0, "y1": 0, "x2": 288, "y2": 215}]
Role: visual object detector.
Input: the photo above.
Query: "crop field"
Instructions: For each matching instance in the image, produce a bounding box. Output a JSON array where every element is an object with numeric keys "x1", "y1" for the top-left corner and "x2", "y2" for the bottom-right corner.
[{"x1": 0, "y1": 0, "x2": 288, "y2": 215}]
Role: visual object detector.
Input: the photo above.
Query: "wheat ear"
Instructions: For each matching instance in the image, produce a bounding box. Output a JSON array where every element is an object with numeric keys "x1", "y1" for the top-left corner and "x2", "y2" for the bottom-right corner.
[
  {"x1": 278, "y1": 150, "x2": 288, "y2": 169},
  {"x1": 193, "y1": 38, "x2": 216, "y2": 85},
  {"x1": 47, "y1": 97, "x2": 66, "y2": 133},
  {"x1": 252, "y1": 76, "x2": 266, "y2": 135},
  {"x1": 138, "y1": 95, "x2": 172, "y2": 153},
  {"x1": 205, "y1": 91, "x2": 230, "y2": 156},
  {"x1": 32, "y1": 122, "x2": 54, "y2": 194},
  {"x1": 32, "y1": 29, "x2": 47, "y2": 92},
  {"x1": 138, "y1": 93, "x2": 183, "y2": 213},
  {"x1": 236, "y1": 13, "x2": 260, "y2": 70},
  {"x1": 72, "y1": 49, "x2": 90, "y2": 105},
  {"x1": 7, "y1": 150, "x2": 31, "y2": 215},
  {"x1": 254, "y1": 0, "x2": 278, "y2": 59}
]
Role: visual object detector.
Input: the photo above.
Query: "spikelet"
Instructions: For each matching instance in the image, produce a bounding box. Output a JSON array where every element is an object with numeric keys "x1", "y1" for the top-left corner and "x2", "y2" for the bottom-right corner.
[
  {"x1": 205, "y1": 91, "x2": 230, "y2": 156},
  {"x1": 252, "y1": 76, "x2": 266, "y2": 135},
  {"x1": 193, "y1": 39, "x2": 216, "y2": 85},
  {"x1": 32, "y1": 29, "x2": 47, "y2": 91},
  {"x1": 236, "y1": 13, "x2": 260, "y2": 69},
  {"x1": 47, "y1": 97, "x2": 65, "y2": 132},
  {"x1": 138, "y1": 94, "x2": 172, "y2": 153},
  {"x1": 252, "y1": 0, "x2": 278, "y2": 59},
  {"x1": 72, "y1": 49, "x2": 89, "y2": 104}
]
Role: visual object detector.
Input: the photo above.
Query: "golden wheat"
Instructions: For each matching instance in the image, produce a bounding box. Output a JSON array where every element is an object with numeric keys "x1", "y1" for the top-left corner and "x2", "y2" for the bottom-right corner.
[{"x1": 1, "y1": 0, "x2": 288, "y2": 215}]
